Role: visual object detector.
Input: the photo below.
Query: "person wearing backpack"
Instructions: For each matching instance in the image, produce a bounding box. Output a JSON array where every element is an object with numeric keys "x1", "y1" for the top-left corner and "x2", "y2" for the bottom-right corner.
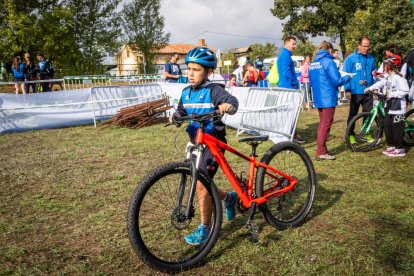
[
  {"x1": 36, "y1": 53, "x2": 52, "y2": 92},
  {"x1": 12, "y1": 56, "x2": 25, "y2": 94}
]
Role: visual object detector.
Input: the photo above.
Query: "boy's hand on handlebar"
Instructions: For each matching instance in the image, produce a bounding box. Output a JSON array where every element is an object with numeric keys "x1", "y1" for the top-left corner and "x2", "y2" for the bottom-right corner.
[
  {"x1": 168, "y1": 113, "x2": 182, "y2": 127},
  {"x1": 218, "y1": 103, "x2": 236, "y2": 115}
]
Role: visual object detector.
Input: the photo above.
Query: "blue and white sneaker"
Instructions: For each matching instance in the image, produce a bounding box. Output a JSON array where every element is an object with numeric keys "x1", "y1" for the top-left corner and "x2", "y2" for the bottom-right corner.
[
  {"x1": 184, "y1": 224, "x2": 210, "y2": 245},
  {"x1": 224, "y1": 192, "x2": 238, "y2": 221}
]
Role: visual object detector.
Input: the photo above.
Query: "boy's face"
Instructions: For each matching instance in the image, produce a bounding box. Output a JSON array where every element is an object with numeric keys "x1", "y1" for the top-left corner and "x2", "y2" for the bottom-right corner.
[{"x1": 187, "y1": 62, "x2": 210, "y2": 86}]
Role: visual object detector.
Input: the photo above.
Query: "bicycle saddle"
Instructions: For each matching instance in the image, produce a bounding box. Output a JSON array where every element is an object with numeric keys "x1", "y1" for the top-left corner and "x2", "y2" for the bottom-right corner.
[{"x1": 239, "y1": 135, "x2": 269, "y2": 143}]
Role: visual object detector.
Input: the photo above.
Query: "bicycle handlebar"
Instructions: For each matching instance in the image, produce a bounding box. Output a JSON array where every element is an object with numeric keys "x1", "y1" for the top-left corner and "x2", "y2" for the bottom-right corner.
[
  {"x1": 164, "y1": 110, "x2": 222, "y2": 128},
  {"x1": 365, "y1": 90, "x2": 386, "y2": 100}
]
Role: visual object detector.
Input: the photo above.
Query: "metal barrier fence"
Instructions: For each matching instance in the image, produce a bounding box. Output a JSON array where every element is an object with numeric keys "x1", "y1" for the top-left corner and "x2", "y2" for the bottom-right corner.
[
  {"x1": 90, "y1": 84, "x2": 164, "y2": 127},
  {"x1": 237, "y1": 87, "x2": 303, "y2": 142}
]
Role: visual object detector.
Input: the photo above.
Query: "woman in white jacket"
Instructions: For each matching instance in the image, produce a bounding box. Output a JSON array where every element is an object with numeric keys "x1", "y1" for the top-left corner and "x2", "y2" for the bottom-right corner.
[{"x1": 364, "y1": 54, "x2": 409, "y2": 157}]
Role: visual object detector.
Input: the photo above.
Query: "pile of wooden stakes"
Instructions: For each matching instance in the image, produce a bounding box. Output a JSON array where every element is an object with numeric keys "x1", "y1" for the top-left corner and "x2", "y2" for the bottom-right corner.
[{"x1": 98, "y1": 97, "x2": 172, "y2": 130}]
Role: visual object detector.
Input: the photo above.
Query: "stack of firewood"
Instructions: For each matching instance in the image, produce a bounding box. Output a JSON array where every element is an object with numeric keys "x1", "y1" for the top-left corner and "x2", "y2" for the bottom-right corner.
[{"x1": 99, "y1": 97, "x2": 172, "y2": 130}]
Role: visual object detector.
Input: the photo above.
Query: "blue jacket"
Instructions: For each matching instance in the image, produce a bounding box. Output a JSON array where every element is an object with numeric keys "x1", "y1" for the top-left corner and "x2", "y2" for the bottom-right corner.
[
  {"x1": 343, "y1": 51, "x2": 376, "y2": 94},
  {"x1": 309, "y1": 49, "x2": 351, "y2": 108},
  {"x1": 176, "y1": 82, "x2": 239, "y2": 140},
  {"x1": 277, "y1": 48, "x2": 299, "y2": 89}
]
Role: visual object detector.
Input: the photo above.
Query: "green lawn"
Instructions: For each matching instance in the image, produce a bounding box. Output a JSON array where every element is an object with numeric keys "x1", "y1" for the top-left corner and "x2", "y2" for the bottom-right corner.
[{"x1": 1, "y1": 105, "x2": 413, "y2": 275}]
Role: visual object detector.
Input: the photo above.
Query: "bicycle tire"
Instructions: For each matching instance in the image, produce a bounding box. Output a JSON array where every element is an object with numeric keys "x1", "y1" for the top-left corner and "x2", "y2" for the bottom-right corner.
[
  {"x1": 403, "y1": 108, "x2": 414, "y2": 146},
  {"x1": 127, "y1": 162, "x2": 222, "y2": 273},
  {"x1": 256, "y1": 142, "x2": 316, "y2": 230},
  {"x1": 345, "y1": 112, "x2": 382, "y2": 152}
]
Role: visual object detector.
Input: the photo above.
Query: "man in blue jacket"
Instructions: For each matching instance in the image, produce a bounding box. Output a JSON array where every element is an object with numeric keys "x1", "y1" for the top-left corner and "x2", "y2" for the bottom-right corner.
[
  {"x1": 309, "y1": 42, "x2": 352, "y2": 160},
  {"x1": 342, "y1": 36, "x2": 377, "y2": 143},
  {"x1": 278, "y1": 36, "x2": 305, "y2": 143}
]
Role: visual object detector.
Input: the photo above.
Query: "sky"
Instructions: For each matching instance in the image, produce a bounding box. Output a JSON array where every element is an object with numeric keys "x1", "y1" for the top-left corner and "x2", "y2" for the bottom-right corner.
[{"x1": 159, "y1": 0, "x2": 286, "y2": 51}]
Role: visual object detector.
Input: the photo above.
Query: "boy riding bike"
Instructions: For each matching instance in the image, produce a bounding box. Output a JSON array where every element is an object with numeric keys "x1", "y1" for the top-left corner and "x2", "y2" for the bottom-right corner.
[
  {"x1": 364, "y1": 54, "x2": 409, "y2": 157},
  {"x1": 170, "y1": 46, "x2": 239, "y2": 245}
]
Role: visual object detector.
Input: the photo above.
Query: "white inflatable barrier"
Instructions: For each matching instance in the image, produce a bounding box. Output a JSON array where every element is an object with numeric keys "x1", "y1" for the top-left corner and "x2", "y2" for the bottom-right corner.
[
  {"x1": 0, "y1": 83, "x2": 302, "y2": 144},
  {"x1": 0, "y1": 84, "x2": 164, "y2": 133}
]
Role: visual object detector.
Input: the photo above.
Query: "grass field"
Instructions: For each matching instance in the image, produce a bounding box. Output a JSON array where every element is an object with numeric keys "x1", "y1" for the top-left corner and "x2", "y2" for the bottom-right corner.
[{"x1": 1, "y1": 105, "x2": 413, "y2": 275}]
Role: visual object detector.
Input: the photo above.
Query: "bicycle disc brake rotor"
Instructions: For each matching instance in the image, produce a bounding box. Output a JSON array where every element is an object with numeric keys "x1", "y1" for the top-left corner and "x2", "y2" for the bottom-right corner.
[{"x1": 170, "y1": 205, "x2": 192, "y2": 230}]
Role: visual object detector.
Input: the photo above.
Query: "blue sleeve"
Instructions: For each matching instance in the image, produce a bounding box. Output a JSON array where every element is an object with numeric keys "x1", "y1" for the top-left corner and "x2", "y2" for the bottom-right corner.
[
  {"x1": 164, "y1": 63, "x2": 171, "y2": 74},
  {"x1": 326, "y1": 60, "x2": 351, "y2": 87},
  {"x1": 343, "y1": 57, "x2": 352, "y2": 91},
  {"x1": 210, "y1": 85, "x2": 239, "y2": 111}
]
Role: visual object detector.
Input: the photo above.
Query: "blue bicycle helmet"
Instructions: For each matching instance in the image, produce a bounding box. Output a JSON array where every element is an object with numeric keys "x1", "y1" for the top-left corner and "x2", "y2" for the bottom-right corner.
[{"x1": 185, "y1": 47, "x2": 217, "y2": 69}]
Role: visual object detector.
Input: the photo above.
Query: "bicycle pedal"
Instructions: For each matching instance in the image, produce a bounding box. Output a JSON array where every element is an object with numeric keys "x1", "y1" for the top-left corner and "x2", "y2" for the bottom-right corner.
[{"x1": 246, "y1": 221, "x2": 260, "y2": 243}]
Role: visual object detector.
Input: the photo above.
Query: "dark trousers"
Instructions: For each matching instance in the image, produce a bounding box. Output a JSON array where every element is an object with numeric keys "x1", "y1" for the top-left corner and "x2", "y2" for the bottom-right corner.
[
  {"x1": 317, "y1": 107, "x2": 335, "y2": 156},
  {"x1": 384, "y1": 113, "x2": 405, "y2": 149},
  {"x1": 25, "y1": 83, "x2": 37, "y2": 93},
  {"x1": 347, "y1": 94, "x2": 373, "y2": 135}
]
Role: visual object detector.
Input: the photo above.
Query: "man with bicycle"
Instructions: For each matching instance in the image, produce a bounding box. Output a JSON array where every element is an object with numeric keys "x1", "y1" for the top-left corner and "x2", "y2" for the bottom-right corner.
[{"x1": 343, "y1": 36, "x2": 377, "y2": 144}]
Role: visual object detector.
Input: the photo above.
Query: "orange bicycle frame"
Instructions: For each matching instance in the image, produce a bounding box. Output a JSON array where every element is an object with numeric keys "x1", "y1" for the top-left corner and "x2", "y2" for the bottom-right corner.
[{"x1": 195, "y1": 128, "x2": 298, "y2": 209}]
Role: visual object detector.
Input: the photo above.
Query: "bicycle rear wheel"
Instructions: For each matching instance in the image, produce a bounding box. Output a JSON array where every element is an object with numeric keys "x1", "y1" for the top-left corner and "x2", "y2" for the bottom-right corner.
[
  {"x1": 256, "y1": 142, "x2": 316, "y2": 230},
  {"x1": 345, "y1": 112, "x2": 382, "y2": 152},
  {"x1": 403, "y1": 108, "x2": 414, "y2": 146},
  {"x1": 127, "y1": 162, "x2": 222, "y2": 273}
]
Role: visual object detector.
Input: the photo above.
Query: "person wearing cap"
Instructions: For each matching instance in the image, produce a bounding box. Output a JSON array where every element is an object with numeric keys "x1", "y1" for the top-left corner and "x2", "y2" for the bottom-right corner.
[{"x1": 23, "y1": 53, "x2": 37, "y2": 93}]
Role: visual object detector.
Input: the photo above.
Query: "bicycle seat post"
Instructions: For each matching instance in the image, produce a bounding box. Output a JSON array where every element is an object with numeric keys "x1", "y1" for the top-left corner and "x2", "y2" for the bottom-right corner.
[{"x1": 248, "y1": 141, "x2": 259, "y2": 157}]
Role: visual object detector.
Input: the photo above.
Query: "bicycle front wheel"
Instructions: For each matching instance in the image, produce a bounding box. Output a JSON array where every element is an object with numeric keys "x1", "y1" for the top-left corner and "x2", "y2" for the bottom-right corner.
[
  {"x1": 127, "y1": 162, "x2": 222, "y2": 273},
  {"x1": 403, "y1": 108, "x2": 414, "y2": 146},
  {"x1": 345, "y1": 112, "x2": 382, "y2": 152},
  {"x1": 256, "y1": 142, "x2": 316, "y2": 230}
]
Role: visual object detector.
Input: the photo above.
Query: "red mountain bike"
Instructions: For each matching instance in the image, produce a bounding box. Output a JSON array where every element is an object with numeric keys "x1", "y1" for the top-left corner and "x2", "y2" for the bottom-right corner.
[{"x1": 127, "y1": 111, "x2": 316, "y2": 273}]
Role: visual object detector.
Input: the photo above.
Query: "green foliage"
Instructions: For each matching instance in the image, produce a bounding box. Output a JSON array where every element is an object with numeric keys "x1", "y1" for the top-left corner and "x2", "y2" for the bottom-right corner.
[
  {"x1": 0, "y1": 0, "x2": 122, "y2": 76},
  {"x1": 122, "y1": 0, "x2": 170, "y2": 74},
  {"x1": 295, "y1": 41, "x2": 316, "y2": 58},
  {"x1": 271, "y1": 0, "x2": 414, "y2": 59},
  {"x1": 249, "y1": 42, "x2": 277, "y2": 59},
  {"x1": 345, "y1": 0, "x2": 414, "y2": 60}
]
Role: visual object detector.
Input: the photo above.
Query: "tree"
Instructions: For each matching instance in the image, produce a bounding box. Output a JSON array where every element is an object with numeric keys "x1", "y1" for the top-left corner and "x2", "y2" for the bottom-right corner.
[
  {"x1": 271, "y1": 0, "x2": 367, "y2": 57},
  {"x1": 67, "y1": 0, "x2": 122, "y2": 74},
  {"x1": 344, "y1": 0, "x2": 414, "y2": 61},
  {"x1": 122, "y1": 0, "x2": 170, "y2": 74},
  {"x1": 249, "y1": 42, "x2": 277, "y2": 59},
  {"x1": 295, "y1": 41, "x2": 316, "y2": 58}
]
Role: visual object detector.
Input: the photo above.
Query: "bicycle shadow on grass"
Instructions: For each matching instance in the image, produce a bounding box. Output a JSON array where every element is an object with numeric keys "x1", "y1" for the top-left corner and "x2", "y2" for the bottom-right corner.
[{"x1": 307, "y1": 172, "x2": 343, "y2": 220}]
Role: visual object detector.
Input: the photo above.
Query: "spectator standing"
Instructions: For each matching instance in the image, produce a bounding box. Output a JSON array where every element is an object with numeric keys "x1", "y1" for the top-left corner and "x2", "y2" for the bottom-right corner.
[
  {"x1": 163, "y1": 53, "x2": 182, "y2": 83},
  {"x1": 23, "y1": 53, "x2": 37, "y2": 93},
  {"x1": 231, "y1": 62, "x2": 244, "y2": 85},
  {"x1": 309, "y1": 41, "x2": 352, "y2": 160},
  {"x1": 242, "y1": 62, "x2": 259, "y2": 87},
  {"x1": 12, "y1": 56, "x2": 25, "y2": 94},
  {"x1": 37, "y1": 53, "x2": 52, "y2": 92},
  {"x1": 278, "y1": 36, "x2": 306, "y2": 143},
  {"x1": 300, "y1": 55, "x2": 312, "y2": 106},
  {"x1": 342, "y1": 36, "x2": 377, "y2": 144},
  {"x1": 332, "y1": 49, "x2": 341, "y2": 69},
  {"x1": 254, "y1": 55, "x2": 264, "y2": 70}
]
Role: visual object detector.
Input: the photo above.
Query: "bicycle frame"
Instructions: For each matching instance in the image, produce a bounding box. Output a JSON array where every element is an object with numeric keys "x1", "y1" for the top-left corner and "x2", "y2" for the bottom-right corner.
[
  {"x1": 361, "y1": 100, "x2": 385, "y2": 133},
  {"x1": 193, "y1": 128, "x2": 298, "y2": 209}
]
